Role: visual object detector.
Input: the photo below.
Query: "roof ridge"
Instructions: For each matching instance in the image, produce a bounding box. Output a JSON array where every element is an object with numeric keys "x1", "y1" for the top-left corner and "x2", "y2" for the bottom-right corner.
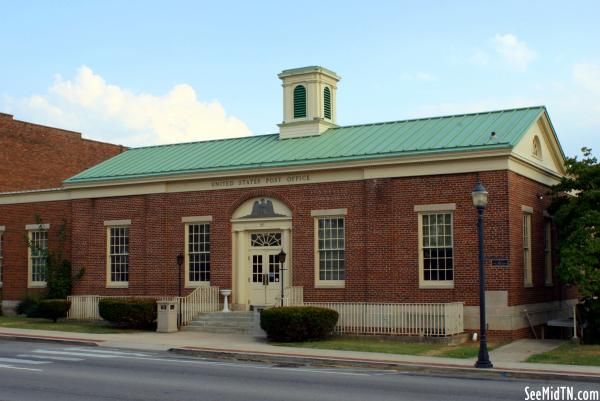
[
  {"x1": 331, "y1": 105, "x2": 546, "y2": 130},
  {"x1": 128, "y1": 132, "x2": 279, "y2": 151}
]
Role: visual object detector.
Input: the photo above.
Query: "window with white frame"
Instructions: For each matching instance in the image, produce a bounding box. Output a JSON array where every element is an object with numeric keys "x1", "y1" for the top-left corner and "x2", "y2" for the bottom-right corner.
[
  {"x1": 28, "y1": 229, "x2": 48, "y2": 286},
  {"x1": 544, "y1": 219, "x2": 553, "y2": 286},
  {"x1": 108, "y1": 227, "x2": 129, "y2": 284},
  {"x1": 316, "y1": 217, "x2": 345, "y2": 282},
  {"x1": 186, "y1": 223, "x2": 210, "y2": 284},
  {"x1": 523, "y1": 213, "x2": 533, "y2": 286},
  {"x1": 0, "y1": 229, "x2": 4, "y2": 285},
  {"x1": 420, "y1": 213, "x2": 454, "y2": 285}
]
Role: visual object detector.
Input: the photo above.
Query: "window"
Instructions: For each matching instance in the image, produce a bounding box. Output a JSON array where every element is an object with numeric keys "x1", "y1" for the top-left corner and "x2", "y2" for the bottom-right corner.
[
  {"x1": 544, "y1": 219, "x2": 553, "y2": 286},
  {"x1": 523, "y1": 213, "x2": 533, "y2": 286},
  {"x1": 186, "y1": 223, "x2": 210, "y2": 285},
  {"x1": 532, "y1": 135, "x2": 542, "y2": 159},
  {"x1": 316, "y1": 217, "x2": 345, "y2": 284},
  {"x1": 108, "y1": 226, "x2": 129, "y2": 285},
  {"x1": 293, "y1": 85, "x2": 307, "y2": 118},
  {"x1": 0, "y1": 228, "x2": 4, "y2": 285},
  {"x1": 323, "y1": 87, "x2": 332, "y2": 120},
  {"x1": 419, "y1": 213, "x2": 454, "y2": 287},
  {"x1": 28, "y1": 229, "x2": 48, "y2": 287}
]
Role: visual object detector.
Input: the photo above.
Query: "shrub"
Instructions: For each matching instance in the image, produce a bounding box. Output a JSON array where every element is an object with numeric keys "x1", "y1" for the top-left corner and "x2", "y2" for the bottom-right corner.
[
  {"x1": 38, "y1": 299, "x2": 71, "y2": 323},
  {"x1": 260, "y1": 306, "x2": 338, "y2": 342},
  {"x1": 16, "y1": 295, "x2": 43, "y2": 317},
  {"x1": 98, "y1": 298, "x2": 157, "y2": 329},
  {"x1": 578, "y1": 298, "x2": 600, "y2": 345}
]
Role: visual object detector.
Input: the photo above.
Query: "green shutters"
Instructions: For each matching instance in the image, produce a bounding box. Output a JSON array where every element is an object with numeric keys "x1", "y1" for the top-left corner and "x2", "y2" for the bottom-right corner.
[
  {"x1": 323, "y1": 87, "x2": 332, "y2": 120},
  {"x1": 293, "y1": 85, "x2": 306, "y2": 118}
]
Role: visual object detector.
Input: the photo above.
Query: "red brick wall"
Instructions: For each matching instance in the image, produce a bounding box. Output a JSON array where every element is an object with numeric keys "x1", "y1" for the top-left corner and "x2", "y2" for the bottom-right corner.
[
  {"x1": 1, "y1": 170, "x2": 569, "y2": 316},
  {"x1": 65, "y1": 170, "x2": 560, "y2": 310},
  {"x1": 0, "y1": 200, "x2": 72, "y2": 300},
  {"x1": 0, "y1": 113, "x2": 125, "y2": 192},
  {"x1": 507, "y1": 171, "x2": 575, "y2": 306}
]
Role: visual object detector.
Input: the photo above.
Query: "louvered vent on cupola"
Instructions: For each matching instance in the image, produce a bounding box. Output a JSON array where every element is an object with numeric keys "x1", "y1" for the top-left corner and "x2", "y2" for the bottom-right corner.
[
  {"x1": 323, "y1": 87, "x2": 332, "y2": 120},
  {"x1": 293, "y1": 85, "x2": 307, "y2": 118}
]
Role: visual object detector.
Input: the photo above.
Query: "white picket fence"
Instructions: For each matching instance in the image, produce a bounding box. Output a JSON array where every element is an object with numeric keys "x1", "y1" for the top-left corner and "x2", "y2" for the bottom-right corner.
[
  {"x1": 179, "y1": 286, "x2": 221, "y2": 326},
  {"x1": 282, "y1": 286, "x2": 304, "y2": 306},
  {"x1": 67, "y1": 286, "x2": 220, "y2": 325},
  {"x1": 303, "y1": 301, "x2": 464, "y2": 336},
  {"x1": 67, "y1": 295, "x2": 179, "y2": 320}
]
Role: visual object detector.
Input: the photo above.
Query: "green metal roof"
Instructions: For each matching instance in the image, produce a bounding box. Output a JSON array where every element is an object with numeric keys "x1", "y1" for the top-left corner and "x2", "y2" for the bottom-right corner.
[{"x1": 64, "y1": 106, "x2": 549, "y2": 185}]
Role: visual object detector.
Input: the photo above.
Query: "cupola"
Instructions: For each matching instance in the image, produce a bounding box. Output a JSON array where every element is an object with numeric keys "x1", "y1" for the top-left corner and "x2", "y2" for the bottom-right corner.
[{"x1": 277, "y1": 66, "x2": 340, "y2": 139}]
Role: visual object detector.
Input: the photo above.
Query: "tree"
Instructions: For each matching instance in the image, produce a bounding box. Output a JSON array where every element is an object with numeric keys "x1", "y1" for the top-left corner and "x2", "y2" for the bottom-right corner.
[
  {"x1": 549, "y1": 147, "x2": 600, "y2": 298},
  {"x1": 26, "y1": 214, "x2": 84, "y2": 299}
]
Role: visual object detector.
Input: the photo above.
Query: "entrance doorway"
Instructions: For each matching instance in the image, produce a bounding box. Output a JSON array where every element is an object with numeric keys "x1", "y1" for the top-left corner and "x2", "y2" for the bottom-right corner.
[{"x1": 248, "y1": 232, "x2": 282, "y2": 306}]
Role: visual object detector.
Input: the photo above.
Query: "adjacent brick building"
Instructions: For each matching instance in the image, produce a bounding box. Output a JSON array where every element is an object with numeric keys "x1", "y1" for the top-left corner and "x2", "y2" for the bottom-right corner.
[
  {"x1": 0, "y1": 112, "x2": 125, "y2": 192},
  {"x1": 0, "y1": 66, "x2": 573, "y2": 339}
]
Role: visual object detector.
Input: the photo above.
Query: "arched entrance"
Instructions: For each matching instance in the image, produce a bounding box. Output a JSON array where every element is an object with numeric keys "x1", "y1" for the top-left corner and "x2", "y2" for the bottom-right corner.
[{"x1": 231, "y1": 198, "x2": 292, "y2": 310}]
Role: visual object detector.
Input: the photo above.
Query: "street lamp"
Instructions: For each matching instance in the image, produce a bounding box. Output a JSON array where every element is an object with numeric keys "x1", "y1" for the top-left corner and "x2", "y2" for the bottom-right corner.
[
  {"x1": 472, "y1": 180, "x2": 493, "y2": 368},
  {"x1": 277, "y1": 249, "x2": 287, "y2": 307},
  {"x1": 176, "y1": 252, "x2": 184, "y2": 297}
]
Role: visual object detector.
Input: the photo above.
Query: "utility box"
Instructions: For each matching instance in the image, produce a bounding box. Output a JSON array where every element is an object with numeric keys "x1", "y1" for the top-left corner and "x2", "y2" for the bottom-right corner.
[{"x1": 156, "y1": 300, "x2": 178, "y2": 333}]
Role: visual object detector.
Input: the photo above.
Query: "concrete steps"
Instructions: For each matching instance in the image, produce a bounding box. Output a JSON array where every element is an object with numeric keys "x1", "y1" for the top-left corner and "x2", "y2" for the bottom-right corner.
[{"x1": 185, "y1": 312, "x2": 257, "y2": 334}]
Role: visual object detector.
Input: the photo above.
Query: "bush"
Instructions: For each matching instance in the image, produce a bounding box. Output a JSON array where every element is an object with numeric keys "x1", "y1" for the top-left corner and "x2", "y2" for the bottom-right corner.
[
  {"x1": 260, "y1": 306, "x2": 338, "y2": 342},
  {"x1": 16, "y1": 295, "x2": 43, "y2": 317},
  {"x1": 38, "y1": 299, "x2": 71, "y2": 323},
  {"x1": 578, "y1": 298, "x2": 600, "y2": 345},
  {"x1": 98, "y1": 298, "x2": 157, "y2": 329}
]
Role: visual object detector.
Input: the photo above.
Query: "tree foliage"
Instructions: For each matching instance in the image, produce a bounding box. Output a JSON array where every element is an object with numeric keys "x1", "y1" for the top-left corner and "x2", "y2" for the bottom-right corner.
[{"x1": 550, "y1": 147, "x2": 600, "y2": 297}]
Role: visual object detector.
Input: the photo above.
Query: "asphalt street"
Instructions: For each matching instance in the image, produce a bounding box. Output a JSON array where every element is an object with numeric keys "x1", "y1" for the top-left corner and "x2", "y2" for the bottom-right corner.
[{"x1": 0, "y1": 339, "x2": 595, "y2": 401}]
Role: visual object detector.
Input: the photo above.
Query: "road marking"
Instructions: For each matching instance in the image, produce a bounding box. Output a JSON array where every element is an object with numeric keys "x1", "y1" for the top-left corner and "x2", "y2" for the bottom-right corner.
[
  {"x1": 33, "y1": 350, "x2": 116, "y2": 358},
  {"x1": 0, "y1": 357, "x2": 51, "y2": 365},
  {"x1": 36, "y1": 348, "x2": 371, "y2": 377},
  {"x1": 18, "y1": 354, "x2": 84, "y2": 362},
  {"x1": 63, "y1": 347, "x2": 152, "y2": 357},
  {"x1": 0, "y1": 363, "x2": 42, "y2": 372}
]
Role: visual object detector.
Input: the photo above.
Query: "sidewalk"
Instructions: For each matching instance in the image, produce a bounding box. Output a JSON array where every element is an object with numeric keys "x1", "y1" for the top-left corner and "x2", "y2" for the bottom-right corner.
[{"x1": 1, "y1": 327, "x2": 599, "y2": 382}]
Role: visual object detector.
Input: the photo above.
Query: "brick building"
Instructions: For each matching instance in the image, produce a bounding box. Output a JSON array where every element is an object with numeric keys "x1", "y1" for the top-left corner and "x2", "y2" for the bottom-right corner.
[{"x1": 0, "y1": 67, "x2": 572, "y2": 339}]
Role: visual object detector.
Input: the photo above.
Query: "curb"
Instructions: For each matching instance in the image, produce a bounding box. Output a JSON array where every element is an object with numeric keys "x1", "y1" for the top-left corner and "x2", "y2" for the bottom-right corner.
[
  {"x1": 0, "y1": 333, "x2": 101, "y2": 347},
  {"x1": 169, "y1": 347, "x2": 600, "y2": 383}
]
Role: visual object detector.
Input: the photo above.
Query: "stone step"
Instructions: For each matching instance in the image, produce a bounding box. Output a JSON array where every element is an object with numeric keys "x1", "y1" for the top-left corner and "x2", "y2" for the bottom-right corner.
[{"x1": 185, "y1": 311, "x2": 258, "y2": 334}]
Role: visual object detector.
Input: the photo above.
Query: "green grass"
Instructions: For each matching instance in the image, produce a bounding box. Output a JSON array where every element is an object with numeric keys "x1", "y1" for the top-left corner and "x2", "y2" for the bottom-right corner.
[
  {"x1": 527, "y1": 342, "x2": 600, "y2": 366},
  {"x1": 0, "y1": 316, "x2": 142, "y2": 334},
  {"x1": 272, "y1": 337, "x2": 503, "y2": 359}
]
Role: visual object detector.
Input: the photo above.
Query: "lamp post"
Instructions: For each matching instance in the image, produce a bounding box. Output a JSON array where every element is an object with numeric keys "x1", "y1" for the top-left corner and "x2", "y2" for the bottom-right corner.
[
  {"x1": 277, "y1": 249, "x2": 287, "y2": 307},
  {"x1": 472, "y1": 180, "x2": 493, "y2": 368},
  {"x1": 176, "y1": 252, "x2": 184, "y2": 297}
]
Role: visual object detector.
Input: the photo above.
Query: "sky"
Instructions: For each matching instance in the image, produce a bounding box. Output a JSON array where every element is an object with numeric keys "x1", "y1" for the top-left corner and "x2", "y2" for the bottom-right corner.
[{"x1": 1, "y1": 0, "x2": 599, "y2": 156}]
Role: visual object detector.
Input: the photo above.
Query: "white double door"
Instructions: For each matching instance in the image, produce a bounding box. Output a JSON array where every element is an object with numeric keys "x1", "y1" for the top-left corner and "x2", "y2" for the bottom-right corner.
[{"x1": 248, "y1": 232, "x2": 283, "y2": 306}]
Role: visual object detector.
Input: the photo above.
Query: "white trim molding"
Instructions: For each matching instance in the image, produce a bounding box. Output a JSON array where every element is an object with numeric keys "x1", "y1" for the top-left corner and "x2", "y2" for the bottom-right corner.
[
  {"x1": 521, "y1": 205, "x2": 534, "y2": 213},
  {"x1": 0, "y1": 225, "x2": 5, "y2": 232},
  {"x1": 414, "y1": 203, "x2": 456, "y2": 212},
  {"x1": 104, "y1": 219, "x2": 132, "y2": 227},
  {"x1": 311, "y1": 208, "x2": 347, "y2": 217},
  {"x1": 25, "y1": 223, "x2": 50, "y2": 230},
  {"x1": 181, "y1": 215, "x2": 213, "y2": 223}
]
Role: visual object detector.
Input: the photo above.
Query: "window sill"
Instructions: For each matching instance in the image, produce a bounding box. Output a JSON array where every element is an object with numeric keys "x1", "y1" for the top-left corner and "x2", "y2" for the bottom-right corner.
[
  {"x1": 314, "y1": 282, "x2": 345, "y2": 289},
  {"x1": 524, "y1": 284, "x2": 534, "y2": 288},
  {"x1": 419, "y1": 282, "x2": 454, "y2": 289},
  {"x1": 28, "y1": 282, "x2": 47, "y2": 289},
  {"x1": 544, "y1": 282, "x2": 554, "y2": 287},
  {"x1": 107, "y1": 282, "x2": 129, "y2": 289}
]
